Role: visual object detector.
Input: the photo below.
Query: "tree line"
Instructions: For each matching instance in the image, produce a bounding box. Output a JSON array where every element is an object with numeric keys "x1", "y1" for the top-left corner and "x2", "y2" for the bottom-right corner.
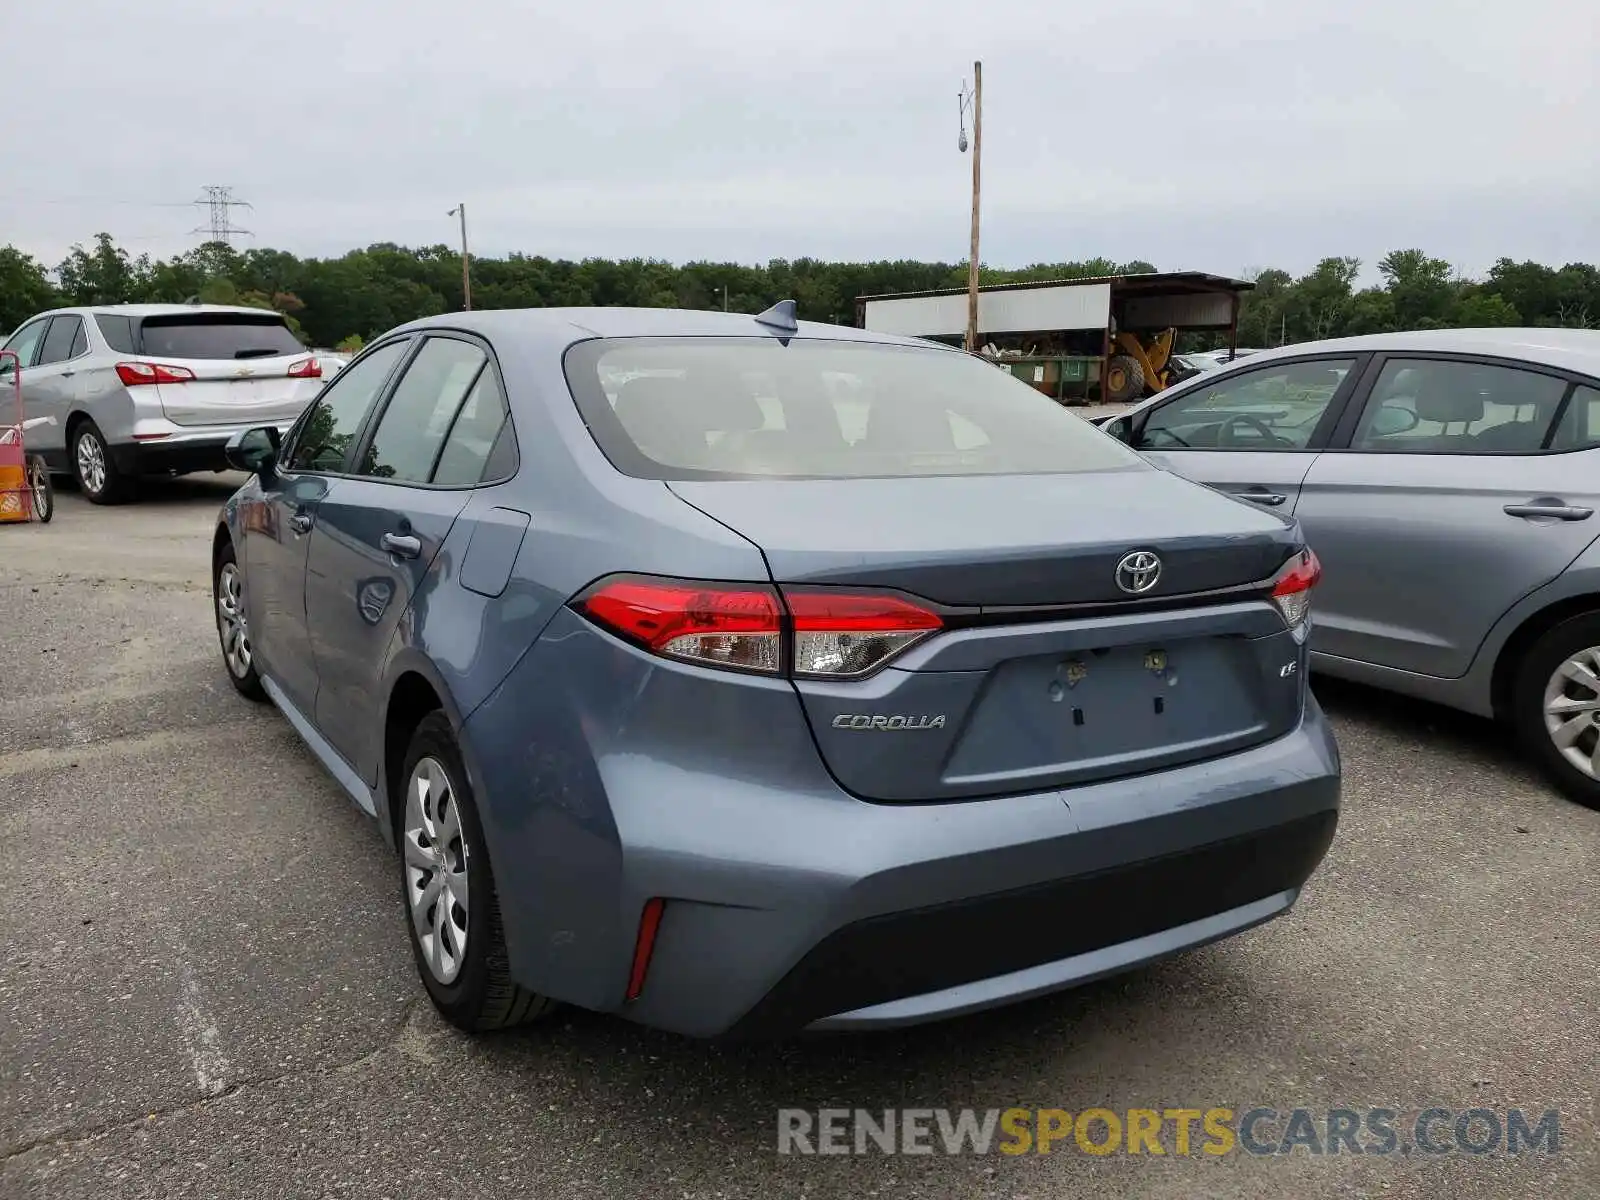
[{"x1": 1, "y1": 233, "x2": 1596, "y2": 352}]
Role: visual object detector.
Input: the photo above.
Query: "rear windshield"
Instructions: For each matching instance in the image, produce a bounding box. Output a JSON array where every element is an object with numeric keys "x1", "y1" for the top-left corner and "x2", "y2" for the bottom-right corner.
[
  {"x1": 138, "y1": 313, "x2": 304, "y2": 360},
  {"x1": 564, "y1": 337, "x2": 1143, "y2": 480}
]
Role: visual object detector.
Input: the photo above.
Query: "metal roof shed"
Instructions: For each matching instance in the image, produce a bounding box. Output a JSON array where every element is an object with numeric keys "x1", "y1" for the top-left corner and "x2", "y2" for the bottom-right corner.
[{"x1": 855, "y1": 271, "x2": 1256, "y2": 404}]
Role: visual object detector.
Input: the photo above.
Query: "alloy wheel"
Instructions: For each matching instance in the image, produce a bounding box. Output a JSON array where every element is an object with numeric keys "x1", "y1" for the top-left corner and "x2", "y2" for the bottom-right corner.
[{"x1": 76, "y1": 432, "x2": 106, "y2": 495}]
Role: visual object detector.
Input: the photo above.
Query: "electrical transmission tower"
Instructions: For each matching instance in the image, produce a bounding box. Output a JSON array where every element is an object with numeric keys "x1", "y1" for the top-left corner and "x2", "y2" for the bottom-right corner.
[{"x1": 191, "y1": 186, "x2": 254, "y2": 245}]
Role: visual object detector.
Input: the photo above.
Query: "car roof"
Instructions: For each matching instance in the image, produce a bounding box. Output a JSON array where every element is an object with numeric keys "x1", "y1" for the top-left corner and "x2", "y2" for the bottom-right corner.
[
  {"x1": 389, "y1": 306, "x2": 953, "y2": 352},
  {"x1": 30, "y1": 303, "x2": 293, "y2": 319},
  {"x1": 1208, "y1": 328, "x2": 1600, "y2": 375}
]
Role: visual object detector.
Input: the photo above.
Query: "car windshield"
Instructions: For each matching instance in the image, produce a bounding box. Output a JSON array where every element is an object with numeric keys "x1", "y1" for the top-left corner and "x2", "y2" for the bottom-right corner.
[
  {"x1": 138, "y1": 313, "x2": 303, "y2": 360},
  {"x1": 564, "y1": 337, "x2": 1143, "y2": 480}
]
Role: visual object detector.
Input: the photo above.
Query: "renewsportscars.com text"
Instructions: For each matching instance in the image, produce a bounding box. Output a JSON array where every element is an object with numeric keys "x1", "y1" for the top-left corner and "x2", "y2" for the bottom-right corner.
[{"x1": 776, "y1": 1107, "x2": 1561, "y2": 1157}]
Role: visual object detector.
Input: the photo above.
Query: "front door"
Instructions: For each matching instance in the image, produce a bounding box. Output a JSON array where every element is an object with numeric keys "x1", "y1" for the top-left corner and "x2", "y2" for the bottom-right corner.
[
  {"x1": 1128, "y1": 354, "x2": 1365, "y2": 515},
  {"x1": 303, "y1": 334, "x2": 493, "y2": 779},
  {"x1": 244, "y1": 337, "x2": 414, "y2": 714},
  {"x1": 1297, "y1": 356, "x2": 1600, "y2": 677}
]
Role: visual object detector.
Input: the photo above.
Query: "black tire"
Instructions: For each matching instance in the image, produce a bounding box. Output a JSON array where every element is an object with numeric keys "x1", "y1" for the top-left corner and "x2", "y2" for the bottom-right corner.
[
  {"x1": 1105, "y1": 354, "x2": 1146, "y2": 404},
  {"x1": 71, "y1": 419, "x2": 130, "y2": 505},
  {"x1": 27, "y1": 456, "x2": 52, "y2": 523},
  {"x1": 213, "y1": 540, "x2": 267, "y2": 702},
  {"x1": 1511, "y1": 612, "x2": 1600, "y2": 810},
  {"x1": 398, "y1": 711, "x2": 556, "y2": 1032}
]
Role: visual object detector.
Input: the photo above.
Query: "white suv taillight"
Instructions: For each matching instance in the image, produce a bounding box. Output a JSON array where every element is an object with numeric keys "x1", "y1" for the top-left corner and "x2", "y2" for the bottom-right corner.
[
  {"x1": 573, "y1": 576, "x2": 943, "y2": 679},
  {"x1": 287, "y1": 357, "x2": 322, "y2": 379},
  {"x1": 115, "y1": 361, "x2": 195, "y2": 386},
  {"x1": 1269, "y1": 547, "x2": 1322, "y2": 629}
]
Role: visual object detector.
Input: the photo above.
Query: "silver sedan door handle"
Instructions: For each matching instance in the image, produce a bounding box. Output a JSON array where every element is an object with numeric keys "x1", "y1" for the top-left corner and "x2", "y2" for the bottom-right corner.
[
  {"x1": 288, "y1": 512, "x2": 313, "y2": 534},
  {"x1": 1504, "y1": 503, "x2": 1593, "y2": 522}
]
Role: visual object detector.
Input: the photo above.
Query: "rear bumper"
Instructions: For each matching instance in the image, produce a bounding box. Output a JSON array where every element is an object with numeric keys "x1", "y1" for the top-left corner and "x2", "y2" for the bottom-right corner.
[
  {"x1": 108, "y1": 420, "x2": 296, "y2": 477},
  {"x1": 464, "y1": 612, "x2": 1342, "y2": 1040}
]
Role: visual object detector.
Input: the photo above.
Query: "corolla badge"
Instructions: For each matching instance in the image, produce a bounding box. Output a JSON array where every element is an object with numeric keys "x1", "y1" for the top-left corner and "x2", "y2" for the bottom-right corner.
[
  {"x1": 831, "y1": 714, "x2": 947, "y2": 731},
  {"x1": 1114, "y1": 550, "x2": 1162, "y2": 595}
]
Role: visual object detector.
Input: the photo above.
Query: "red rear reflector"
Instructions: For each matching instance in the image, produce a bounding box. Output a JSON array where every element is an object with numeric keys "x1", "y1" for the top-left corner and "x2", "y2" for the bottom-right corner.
[
  {"x1": 576, "y1": 577, "x2": 783, "y2": 674},
  {"x1": 287, "y1": 357, "x2": 322, "y2": 379},
  {"x1": 625, "y1": 897, "x2": 666, "y2": 1002},
  {"x1": 785, "y1": 590, "x2": 943, "y2": 678},
  {"x1": 115, "y1": 361, "x2": 195, "y2": 387},
  {"x1": 131, "y1": 432, "x2": 171, "y2": 441},
  {"x1": 1270, "y1": 547, "x2": 1321, "y2": 628}
]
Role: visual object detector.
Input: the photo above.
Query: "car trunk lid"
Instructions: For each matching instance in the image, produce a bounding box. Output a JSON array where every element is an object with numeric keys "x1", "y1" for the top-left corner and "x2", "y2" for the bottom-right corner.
[{"x1": 668, "y1": 469, "x2": 1309, "y2": 802}]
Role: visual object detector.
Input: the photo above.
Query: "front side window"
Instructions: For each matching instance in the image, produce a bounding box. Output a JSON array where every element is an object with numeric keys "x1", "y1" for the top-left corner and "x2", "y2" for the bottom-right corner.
[
  {"x1": 284, "y1": 340, "x2": 409, "y2": 473},
  {"x1": 1135, "y1": 358, "x2": 1356, "y2": 451},
  {"x1": 1351, "y1": 359, "x2": 1570, "y2": 454},
  {"x1": 564, "y1": 338, "x2": 1144, "y2": 480},
  {"x1": 358, "y1": 337, "x2": 488, "y2": 483},
  {"x1": 2, "y1": 318, "x2": 50, "y2": 371}
]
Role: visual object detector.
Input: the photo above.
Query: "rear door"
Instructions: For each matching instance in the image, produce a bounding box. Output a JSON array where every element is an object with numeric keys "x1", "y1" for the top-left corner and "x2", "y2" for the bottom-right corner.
[
  {"x1": 134, "y1": 311, "x2": 321, "y2": 428},
  {"x1": 243, "y1": 338, "x2": 413, "y2": 712},
  {"x1": 1296, "y1": 355, "x2": 1600, "y2": 676},
  {"x1": 304, "y1": 334, "x2": 500, "y2": 777},
  {"x1": 1127, "y1": 354, "x2": 1365, "y2": 514}
]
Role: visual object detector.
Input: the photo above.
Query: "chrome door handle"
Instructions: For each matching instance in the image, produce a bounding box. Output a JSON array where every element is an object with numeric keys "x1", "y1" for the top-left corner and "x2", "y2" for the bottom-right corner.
[
  {"x1": 1235, "y1": 489, "x2": 1287, "y2": 507},
  {"x1": 1504, "y1": 504, "x2": 1593, "y2": 522},
  {"x1": 381, "y1": 532, "x2": 422, "y2": 559},
  {"x1": 289, "y1": 512, "x2": 313, "y2": 534}
]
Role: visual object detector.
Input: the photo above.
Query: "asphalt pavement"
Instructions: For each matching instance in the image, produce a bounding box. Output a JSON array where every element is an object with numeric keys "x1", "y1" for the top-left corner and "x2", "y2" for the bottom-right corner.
[{"x1": 2, "y1": 475, "x2": 1597, "y2": 1200}]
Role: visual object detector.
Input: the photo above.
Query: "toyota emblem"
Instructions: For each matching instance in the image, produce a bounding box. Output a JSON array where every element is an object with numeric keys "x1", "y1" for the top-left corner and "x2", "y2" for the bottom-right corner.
[{"x1": 1115, "y1": 550, "x2": 1162, "y2": 595}]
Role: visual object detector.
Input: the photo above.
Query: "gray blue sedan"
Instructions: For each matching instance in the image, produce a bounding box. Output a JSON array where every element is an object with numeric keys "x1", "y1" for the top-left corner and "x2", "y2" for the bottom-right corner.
[{"x1": 211, "y1": 304, "x2": 1340, "y2": 1037}]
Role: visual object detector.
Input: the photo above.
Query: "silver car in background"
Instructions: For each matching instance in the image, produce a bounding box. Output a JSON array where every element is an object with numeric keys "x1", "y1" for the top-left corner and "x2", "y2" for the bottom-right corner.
[
  {"x1": 1097, "y1": 328, "x2": 1600, "y2": 808},
  {"x1": 0, "y1": 303, "x2": 329, "y2": 504}
]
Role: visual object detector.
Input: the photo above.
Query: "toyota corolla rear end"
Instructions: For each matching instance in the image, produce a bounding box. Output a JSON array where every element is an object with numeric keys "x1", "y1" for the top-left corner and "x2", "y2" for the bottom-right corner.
[{"x1": 464, "y1": 329, "x2": 1341, "y2": 1039}]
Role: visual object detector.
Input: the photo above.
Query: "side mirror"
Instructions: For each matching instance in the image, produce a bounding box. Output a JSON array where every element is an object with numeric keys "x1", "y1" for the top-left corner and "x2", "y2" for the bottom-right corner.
[
  {"x1": 225, "y1": 426, "x2": 281, "y2": 477},
  {"x1": 1100, "y1": 416, "x2": 1133, "y2": 443}
]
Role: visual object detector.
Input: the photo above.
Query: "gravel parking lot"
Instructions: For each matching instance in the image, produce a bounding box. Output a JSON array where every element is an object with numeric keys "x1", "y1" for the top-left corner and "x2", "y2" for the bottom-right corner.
[{"x1": 3, "y1": 477, "x2": 1597, "y2": 1200}]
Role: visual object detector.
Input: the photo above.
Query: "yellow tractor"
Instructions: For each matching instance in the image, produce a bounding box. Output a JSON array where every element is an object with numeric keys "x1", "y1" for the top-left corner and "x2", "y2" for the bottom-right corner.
[{"x1": 1103, "y1": 327, "x2": 1183, "y2": 404}]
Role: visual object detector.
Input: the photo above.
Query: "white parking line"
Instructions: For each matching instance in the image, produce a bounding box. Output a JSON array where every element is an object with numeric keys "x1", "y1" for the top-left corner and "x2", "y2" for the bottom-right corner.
[{"x1": 172, "y1": 945, "x2": 230, "y2": 1098}]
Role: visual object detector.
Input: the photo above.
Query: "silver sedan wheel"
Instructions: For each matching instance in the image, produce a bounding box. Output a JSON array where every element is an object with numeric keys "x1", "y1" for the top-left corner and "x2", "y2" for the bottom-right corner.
[
  {"x1": 403, "y1": 757, "x2": 470, "y2": 985},
  {"x1": 216, "y1": 562, "x2": 252, "y2": 678},
  {"x1": 1542, "y1": 647, "x2": 1600, "y2": 778},
  {"x1": 76, "y1": 432, "x2": 106, "y2": 495}
]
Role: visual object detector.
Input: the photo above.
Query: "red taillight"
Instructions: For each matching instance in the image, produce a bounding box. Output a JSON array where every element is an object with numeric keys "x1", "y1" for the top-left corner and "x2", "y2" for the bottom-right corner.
[
  {"x1": 785, "y1": 589, "x2": 943, "y2": 678},
  {"x1": 625, "y1": 897, "x2": 665, "y2": 1002},
  {"x1": 1270, "y1": 547, "x2": 1321, "y2": 628},
  {"x1": 573, "y1": 575, "x2": 945, "y2": 678},
  {"x1": 575, "y1": 577, "x2": 784, "y2": 673},
  {"x1": 115, "y1": 361, "x2": 195, "y2": 387},
  {"x1": 287, "y1": 357, "x2": 322, "y2": 379}
]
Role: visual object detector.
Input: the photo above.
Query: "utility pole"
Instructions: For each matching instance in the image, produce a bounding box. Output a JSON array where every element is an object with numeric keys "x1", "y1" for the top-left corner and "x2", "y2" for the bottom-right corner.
[
  {"x1": 958, "y1": 63, "x2": 983, "y2": 352},
  {"x1": 190, "y1": 186, "x2": 253, "y2": 246},
  {"x1": 448, "y1": 204, "x2": 472, "y2": 311}
]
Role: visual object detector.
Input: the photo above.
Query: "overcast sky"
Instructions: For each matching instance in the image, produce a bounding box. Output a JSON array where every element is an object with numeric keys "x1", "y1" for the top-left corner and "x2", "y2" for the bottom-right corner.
[{"x1": 2, "y1": 0, "x2": 1595, "y2": 282}]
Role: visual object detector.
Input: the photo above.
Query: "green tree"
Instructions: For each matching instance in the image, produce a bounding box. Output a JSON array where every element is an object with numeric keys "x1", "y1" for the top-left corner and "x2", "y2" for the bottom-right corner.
[{"x1": 0, "y1": 247, "x2": 60, "y2": 331}]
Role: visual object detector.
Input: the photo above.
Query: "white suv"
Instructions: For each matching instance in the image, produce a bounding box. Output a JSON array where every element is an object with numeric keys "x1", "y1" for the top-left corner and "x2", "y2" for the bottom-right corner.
[{"x1": 0, "y1": 303, "x2": 329, "y2": 503}]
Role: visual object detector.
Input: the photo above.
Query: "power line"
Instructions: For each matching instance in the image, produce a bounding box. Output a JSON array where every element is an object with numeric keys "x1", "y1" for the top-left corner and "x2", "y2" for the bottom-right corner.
[{"x1": 190, "y1": 186, "x2": 254, "y2": 246}]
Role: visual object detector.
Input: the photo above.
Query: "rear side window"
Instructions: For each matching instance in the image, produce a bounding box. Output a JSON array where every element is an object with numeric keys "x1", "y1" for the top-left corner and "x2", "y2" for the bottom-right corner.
[
  {"x1": 358, "y1": 337, "x2": 488, "y2": 483},
  {"x1": 37, "y1": 316, "x2": 84, "y2": 365},
  {"x1": 433, "y1": 368, "x2": 515, "y2": 485},
  {"x1": 563, "y1": 338, "x2": 1143, "y2": 480},
  {"x1": 139, "y1": 312, "x2": 304, "y2": 360},
  {"x1": 95, "y1": 313, "x2": 137, "y2": 353},
  {"x1": 1552, "y1": 385, "x2": 1600, "y2": 451},
  {"x1": 1351, "y1": 359, "x2": 1569, "y2": 453}
]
